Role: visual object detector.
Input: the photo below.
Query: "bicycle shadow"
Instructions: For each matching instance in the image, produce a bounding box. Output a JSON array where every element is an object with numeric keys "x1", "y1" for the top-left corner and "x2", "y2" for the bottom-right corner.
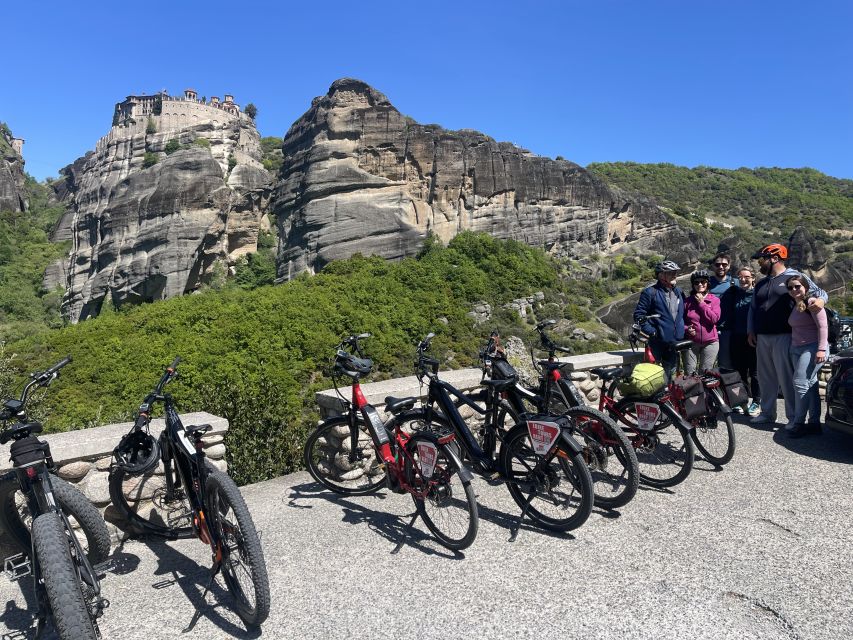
[
  {"x1": 0, "y1": 588, "x2": 41, "y2": 640},
  {"x1": 118, "y1": 537, "x2": 262, "y2": 638},
  {"x1": 287, "y1": 482, "x2": 467, "y2": 558}
]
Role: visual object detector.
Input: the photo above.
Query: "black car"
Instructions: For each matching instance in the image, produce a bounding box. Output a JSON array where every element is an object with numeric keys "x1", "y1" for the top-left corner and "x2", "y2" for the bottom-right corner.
[{"x1": 825, "y1": 346, "x2": 853, "y2": 436}]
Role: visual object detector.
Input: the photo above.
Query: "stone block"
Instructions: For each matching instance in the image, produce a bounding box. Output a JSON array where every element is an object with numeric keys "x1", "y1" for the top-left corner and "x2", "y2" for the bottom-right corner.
[{"x1": 57, "y1": 461, "x2": 92, "y2": 481}]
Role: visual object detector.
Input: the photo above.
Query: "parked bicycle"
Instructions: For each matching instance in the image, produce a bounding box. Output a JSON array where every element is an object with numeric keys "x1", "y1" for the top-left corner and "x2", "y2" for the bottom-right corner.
[
  {"x1": 629, "y1": 314, "x2": 736, "y2": 466},
  {"x1": 405, "y1": 332, "x2": 594, "y2": 535},
  {"x1": 476, "y1": 323, "x2": 639, "y2": 510},
  {"x1": 304, "y1": 333, "x2": 479, "y2": 551},
  {"x1": 0, "y1": 357, "x2": 111, "y2": 640},
  {"x1": 107, "y1": 358, "x2": 270, "y2": 627}
]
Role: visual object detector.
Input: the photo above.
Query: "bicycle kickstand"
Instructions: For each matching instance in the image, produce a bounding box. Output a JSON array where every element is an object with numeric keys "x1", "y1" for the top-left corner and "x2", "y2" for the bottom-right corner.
[
  {"x1": 182, "y1": 562, "x2": 221, "y2": 633},
  {"x1": 509, "y1": 492, "x2": 536, "y2": 543},
  {"x1": 391, "y1": 511, "x2": 421, "y2": 555}
]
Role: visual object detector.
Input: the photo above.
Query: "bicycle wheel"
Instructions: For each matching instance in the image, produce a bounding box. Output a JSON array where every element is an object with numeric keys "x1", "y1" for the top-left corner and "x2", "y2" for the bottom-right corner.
[
  {"x1": 0, "y1": 475, "x2": 111, "y2": 564},
  {"x1": 403, "y1": 432, "x2": 478, "y2": 551},
  {"x1": 563, "y1": 407, "x2": 640, "y2": 510},
  {"x1": 611, "y1": 398, "x2": 695, "y2": 488},
  {"x1": 204, "y1": 469, "x2": 271, "y2": 627},
  {"x1": 691, "y1": 393, "x2": 736, "y2": 467},
  {"x1": 108, "y1": 459, "x2": 194, "y2": 539},
  {"x1": 498, "y1": 422, "x2": 594, "y2": 532},
  {"x1": 32, "y1": 512, "x2": 98, "y2": 640},
  {"x1": 304, "y1": 415, "x2": 385, "y2": 495}
]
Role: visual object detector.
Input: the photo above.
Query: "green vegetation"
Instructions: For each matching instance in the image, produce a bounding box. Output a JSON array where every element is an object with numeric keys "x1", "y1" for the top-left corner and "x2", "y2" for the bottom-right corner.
[
  {"x1": 0, "y1": 177, "x2": 69, "y2": 341},
  {"x1": 146, "y1": 118, "x2": 157, "y2": 135},
  {"x1": 244, "y1": 103, "x2": 257, "y2": 120},
  {"x1": 142, "y1": 152, "x2": 159, "y2": 168},
  {"x1": 164, "y1": 139, "x2": 181, "y2": 155},
  {"x1": 194, "y1": 137, "x2": 211, "y2": 149},
  {"x1": 3, "y1": 233, "x2": 607, "y2": 484},
  {"x1": 260, "y1": 137, "x2": 283, "y2": 174},
  {"x1": 227, "y1": 153, "x2": 237, "y2": 172}
]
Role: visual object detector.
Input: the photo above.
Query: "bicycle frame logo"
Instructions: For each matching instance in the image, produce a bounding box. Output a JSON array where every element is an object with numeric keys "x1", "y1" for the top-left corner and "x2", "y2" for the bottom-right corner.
[
  {"x1": 527, "y1": 420, "x2": 561, "y2": 455},
  {"x1": 417, "y1": 441, "x2": 438, "y2": 478},
  {"x1": 634, "y1": 403, "x2": 660, "y2": 430}
]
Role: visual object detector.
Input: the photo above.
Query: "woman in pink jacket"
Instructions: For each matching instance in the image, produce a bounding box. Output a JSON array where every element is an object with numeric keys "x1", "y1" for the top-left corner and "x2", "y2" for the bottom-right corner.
[{"x1": 683, "y1": 269, "x2": 721, "y2": 374}]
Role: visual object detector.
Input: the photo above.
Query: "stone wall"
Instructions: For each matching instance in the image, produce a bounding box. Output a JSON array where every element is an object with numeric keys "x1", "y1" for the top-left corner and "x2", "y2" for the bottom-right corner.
[{"x1": 0, "y1": 412, "x2": 228, "y2": 552}]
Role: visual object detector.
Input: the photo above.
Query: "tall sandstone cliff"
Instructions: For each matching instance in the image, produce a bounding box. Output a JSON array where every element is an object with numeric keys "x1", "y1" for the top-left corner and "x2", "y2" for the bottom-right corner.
[
  {"x1": 273, "y1": 79, "x2": 692, "y2": 280},
  {"x1": 59, "y1": 106, "x2": 272, "y2": 322},
  {"x1": 0, "y1": 125, "x2": 27, "y2": 212}
]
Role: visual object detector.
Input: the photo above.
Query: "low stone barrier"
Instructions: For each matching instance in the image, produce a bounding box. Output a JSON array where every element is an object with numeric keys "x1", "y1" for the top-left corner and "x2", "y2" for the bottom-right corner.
[{"x1": 0, "y1": 412, "x2": 228, "y2": 547}]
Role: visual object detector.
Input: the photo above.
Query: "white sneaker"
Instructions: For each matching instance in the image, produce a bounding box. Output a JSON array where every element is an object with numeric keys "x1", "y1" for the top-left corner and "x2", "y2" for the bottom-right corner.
[
  {"x1": 751, "y1": 414, "x2": 776, "y2": 424},
  {"x1": 732, "y1": 405, "x2": 744, "y2": 414},
  {"x1": 747, "y1": 402, "x2": 761, "y2": 417}
]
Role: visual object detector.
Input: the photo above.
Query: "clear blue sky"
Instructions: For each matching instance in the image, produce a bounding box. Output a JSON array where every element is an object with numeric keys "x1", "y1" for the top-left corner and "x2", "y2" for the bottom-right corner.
[{"x1": 3, "y1": 0, "x2": 852, "y2": 181}]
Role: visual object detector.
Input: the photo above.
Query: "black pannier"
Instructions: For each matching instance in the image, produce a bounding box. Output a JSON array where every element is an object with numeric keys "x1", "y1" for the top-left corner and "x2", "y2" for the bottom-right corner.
[
  {"x1": 674, "y1": 375, "x2": 707, "y2": 420},
  {"x1": 9, "y1": 434, "x2": 50, "y2": 467},
  {"x1": 491, "y1": 357, "x2": 518, "y2": 381},
  {"x1": 719, "y1": 369, "x2": 749, "y2": 407}
]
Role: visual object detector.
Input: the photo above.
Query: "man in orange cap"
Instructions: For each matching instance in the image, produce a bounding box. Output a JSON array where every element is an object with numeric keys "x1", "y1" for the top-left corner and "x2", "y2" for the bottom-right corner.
[{"x1": 747, "y1": 243, "x2": 827, "y2": 432}]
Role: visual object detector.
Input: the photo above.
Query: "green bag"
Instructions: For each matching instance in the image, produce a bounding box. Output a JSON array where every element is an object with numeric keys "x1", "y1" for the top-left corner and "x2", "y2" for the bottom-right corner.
[{"x1": 618, "y1": 363, "x2": 666, "y2": 397}]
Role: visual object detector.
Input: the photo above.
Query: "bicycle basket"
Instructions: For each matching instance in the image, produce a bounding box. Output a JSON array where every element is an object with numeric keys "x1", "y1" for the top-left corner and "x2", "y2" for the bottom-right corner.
[{"x1": 618, "y1": 363, "x2": 666, "y2": 397}]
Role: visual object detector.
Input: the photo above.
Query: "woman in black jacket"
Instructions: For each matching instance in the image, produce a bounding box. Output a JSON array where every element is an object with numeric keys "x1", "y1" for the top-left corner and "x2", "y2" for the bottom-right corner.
[{"x1": 721, "y1": 267, "x2": 760, "y2": 416}]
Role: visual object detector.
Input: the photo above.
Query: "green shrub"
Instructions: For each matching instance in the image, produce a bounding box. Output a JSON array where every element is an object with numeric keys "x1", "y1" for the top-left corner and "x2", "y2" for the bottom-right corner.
[
  {"x1": 164, "y1": 139, "x2": 181, "y2": 155},
  {"x1": 146, "y1": 118, "x2": 157, "y2": 135},
  {"x1": 142, "y1": 152, "x2": 158, "y2": 168},
  {"x1": 194, "y1": 137, "x2": 210, "y2": 148}
]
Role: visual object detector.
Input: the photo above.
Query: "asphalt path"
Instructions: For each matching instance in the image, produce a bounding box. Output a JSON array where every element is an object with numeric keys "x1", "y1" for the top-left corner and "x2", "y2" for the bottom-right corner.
[{"x1": 2, "y1": 403, "x2": 852, "y2": 640}]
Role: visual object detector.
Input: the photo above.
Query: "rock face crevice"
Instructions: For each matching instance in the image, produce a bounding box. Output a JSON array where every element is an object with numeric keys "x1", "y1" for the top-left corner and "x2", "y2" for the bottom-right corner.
[
  {"x1": 0, "y1": 126, "x2": 27, "y2": 213},
  {"x1": 273, "y1": 78, "x2": 688, "y2": 279},
  {"x1": 60, "y1": 114, "x2": 272, "y2": 322}
]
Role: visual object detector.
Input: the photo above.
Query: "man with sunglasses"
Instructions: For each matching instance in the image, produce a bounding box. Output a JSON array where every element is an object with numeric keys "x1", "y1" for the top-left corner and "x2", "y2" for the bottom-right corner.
[
  {"x1": 747, "y1": 243, "x2": 827, "y2": 431},
  {"x1": 709, "y1": 252, "x2": 737, "y2": 370}
]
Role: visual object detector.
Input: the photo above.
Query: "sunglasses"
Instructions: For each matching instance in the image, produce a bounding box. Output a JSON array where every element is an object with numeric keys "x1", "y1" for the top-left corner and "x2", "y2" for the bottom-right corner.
[
  {"x1": 787, "y1": 284, "x2": 803, "y2": 291},
  {"x1": 695, "y1": 280, "x2": 709, "y2": 285},
  {"x1": 713, "y1": 262, "x2": 729, "y2": 267}
]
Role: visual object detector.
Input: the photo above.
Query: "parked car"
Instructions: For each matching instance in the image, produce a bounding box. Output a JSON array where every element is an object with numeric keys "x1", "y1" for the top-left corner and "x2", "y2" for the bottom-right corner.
[{"x1": 825, "y1": 346, "x2": 853, "y2": 436}]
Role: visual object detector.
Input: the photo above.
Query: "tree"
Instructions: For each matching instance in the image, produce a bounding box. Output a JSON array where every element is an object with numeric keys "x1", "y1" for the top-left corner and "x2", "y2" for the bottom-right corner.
[
  {"x1": 244, "y1": 103, "x2": 258, "y2": 120},
  {"x1": 146, "y1": 118, "x2": 157, "y2": 135}
]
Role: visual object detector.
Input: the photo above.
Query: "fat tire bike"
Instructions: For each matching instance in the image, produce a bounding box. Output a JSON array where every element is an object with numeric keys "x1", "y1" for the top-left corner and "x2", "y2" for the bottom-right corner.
[
  {"x1": 304, "y1": 334, "x2": 479, "y2": 552},
  {"x1": 0, "y1": 357, "x2": 110, "y2": 640},
  {"x1": 107, "y1": 358, "x2": 270, "y2": 628}
]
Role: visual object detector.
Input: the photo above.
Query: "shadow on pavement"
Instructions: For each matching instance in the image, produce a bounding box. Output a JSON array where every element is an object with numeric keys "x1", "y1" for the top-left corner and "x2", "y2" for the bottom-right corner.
[{"x1": 771, "y1": 426, "x2": 853, "y2": 464}]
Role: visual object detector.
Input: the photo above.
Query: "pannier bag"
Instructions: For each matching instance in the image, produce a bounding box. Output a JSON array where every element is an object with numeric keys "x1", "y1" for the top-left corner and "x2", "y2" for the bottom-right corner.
[
  {"x1": 718, "y1": 369, "x2": 749, "y2": 407},
  {"x1": 490, "y1": 356, "x2": 518, "y2": 380},
  {"x1": 674, "y1": 375, "x2": 707, "y2": 419},
  {"x1": 618, "y1": 363, "x2": 666, "y2": 397}
]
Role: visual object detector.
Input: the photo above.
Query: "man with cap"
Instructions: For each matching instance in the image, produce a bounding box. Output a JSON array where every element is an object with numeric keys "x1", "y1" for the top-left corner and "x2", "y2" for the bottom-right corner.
[
  {"x1": 747, "y1": 243, "x2": 828, "y2": 431},
  {"x1": 634, "y1": 260, "x2": 685, "y2": 381}
]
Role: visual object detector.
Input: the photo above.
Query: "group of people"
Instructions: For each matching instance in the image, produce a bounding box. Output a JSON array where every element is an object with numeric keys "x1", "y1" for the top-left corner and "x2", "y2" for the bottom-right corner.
[{"x1": 634, "y1": 243, "x2": 829, "y2": 438}]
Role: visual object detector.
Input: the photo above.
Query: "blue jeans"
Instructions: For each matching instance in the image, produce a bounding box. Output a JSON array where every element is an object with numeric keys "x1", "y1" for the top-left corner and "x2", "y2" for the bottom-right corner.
[{"x1": 790, "y1": 342, "x2": 821, "y2": 424}]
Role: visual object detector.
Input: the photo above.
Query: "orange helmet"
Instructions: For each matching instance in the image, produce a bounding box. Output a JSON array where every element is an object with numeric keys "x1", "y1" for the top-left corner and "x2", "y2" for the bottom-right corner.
[{"x1": 751, "y1": 243, "x2": 788, "y2": 260}]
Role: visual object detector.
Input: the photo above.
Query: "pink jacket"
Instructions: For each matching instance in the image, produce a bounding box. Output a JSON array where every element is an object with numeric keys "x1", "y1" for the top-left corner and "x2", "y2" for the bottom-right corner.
[{"x1": 684, "y1": 293, "x2": 721, "y2": 345}]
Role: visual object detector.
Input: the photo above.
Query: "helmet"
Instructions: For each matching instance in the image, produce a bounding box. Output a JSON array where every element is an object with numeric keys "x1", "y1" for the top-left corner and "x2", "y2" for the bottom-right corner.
[
  {"x1": 113, "y1": 429, "x2": 160, "y2": 475},
  {"x1": 751, "y1": 243, "x2": 788, "y2": 260},
  {"x1": 654, "y1": 260, "x2": 680, "y2": 274},
  {"x1": 690, "y1": 269, "x2": 711, "y2": 284}
]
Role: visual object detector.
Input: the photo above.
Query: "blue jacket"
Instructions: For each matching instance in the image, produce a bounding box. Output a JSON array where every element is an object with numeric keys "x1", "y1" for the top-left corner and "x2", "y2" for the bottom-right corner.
[{"x1": 634, "y1": 282, "x2": 686, "y2": 344}]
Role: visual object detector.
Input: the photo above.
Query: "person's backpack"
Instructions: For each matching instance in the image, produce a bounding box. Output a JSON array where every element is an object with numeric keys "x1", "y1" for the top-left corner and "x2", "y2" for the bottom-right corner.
[{"x1": 827, "y1": 307, "x2": 842, "y2": 352}]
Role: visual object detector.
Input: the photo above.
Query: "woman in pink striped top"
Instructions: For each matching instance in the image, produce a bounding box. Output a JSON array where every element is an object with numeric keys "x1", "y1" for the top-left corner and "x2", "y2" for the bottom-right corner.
[{"x1": 785, "y1": 274, "x2": 828, "y2": 437}]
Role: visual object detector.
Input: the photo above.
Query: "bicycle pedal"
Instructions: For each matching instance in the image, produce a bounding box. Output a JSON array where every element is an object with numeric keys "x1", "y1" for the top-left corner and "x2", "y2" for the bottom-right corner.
[{"x1": 3, "y1": 553, "x2": 31, "y2": 581}]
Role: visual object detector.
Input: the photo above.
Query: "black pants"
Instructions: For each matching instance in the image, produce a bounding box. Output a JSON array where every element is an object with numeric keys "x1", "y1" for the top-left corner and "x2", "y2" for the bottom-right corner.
[{"x1": 730, "y1": 333, "x2": 760, "y2": 402}]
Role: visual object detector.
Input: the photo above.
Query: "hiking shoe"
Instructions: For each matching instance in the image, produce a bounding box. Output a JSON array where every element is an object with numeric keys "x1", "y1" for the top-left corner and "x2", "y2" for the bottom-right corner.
[
  {"x1": 751, "y1": 414, "x2": 776, "y2": 424},
  {"x1": 732, "y1": 405, "x2": 744, "y2": 414},
  {"x1": 747, "y1": 402, "x2": 761, "y2": 417}
]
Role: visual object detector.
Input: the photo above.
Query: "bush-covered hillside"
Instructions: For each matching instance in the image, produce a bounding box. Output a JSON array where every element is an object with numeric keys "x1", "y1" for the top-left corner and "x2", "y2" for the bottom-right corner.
[
  {"x1": 2, "y1": 232, "x2": 612, "y2": 484},
  {"x1": 0, "y1": 177, "x2": 68, "y2": 340}
]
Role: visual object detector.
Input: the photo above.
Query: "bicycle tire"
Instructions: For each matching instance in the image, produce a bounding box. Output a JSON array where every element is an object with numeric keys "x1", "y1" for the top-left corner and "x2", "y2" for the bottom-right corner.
[
  {"x1": 108, "y1": 461, "x2": 194, "y2": 539},
  {"x1": 562, "y1": 406, "x2": 640, "y2": 509},
  {"x1": 611, "y1": 398, "x2": 695, "y2": 488},
  {"x1": 498, "y1": 422, "x2": 594, "y2": 532},
  {"x1": 690, "y1": 394, "x2": 736, "y2": 467},
  {"x1": 32, "y1": 512, "x2": 98, "y2": 640},
  {"x1": 0, "y1": 475, "x2": 111, "y2": 564},
  {"x1": 303, "y1": 415, "x2": 386, "y2": 495},
  {"x1": 204, "y1": 469, "x2": 271, "y2": 627},
  {"x1": 403, "y1": 432, "x2": 479, "y2": 551}
]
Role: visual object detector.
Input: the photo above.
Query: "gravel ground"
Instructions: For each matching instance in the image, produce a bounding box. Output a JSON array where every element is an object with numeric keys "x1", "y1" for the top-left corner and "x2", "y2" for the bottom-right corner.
[{"x1": 1, "y1": 402, "x2": 851, "y2": 640}]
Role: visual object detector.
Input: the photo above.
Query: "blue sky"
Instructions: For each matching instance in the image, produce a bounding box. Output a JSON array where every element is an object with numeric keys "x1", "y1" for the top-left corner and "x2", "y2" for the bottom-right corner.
[{"x1": 3, "y1": 0, "x2": 852, "y2": 181}]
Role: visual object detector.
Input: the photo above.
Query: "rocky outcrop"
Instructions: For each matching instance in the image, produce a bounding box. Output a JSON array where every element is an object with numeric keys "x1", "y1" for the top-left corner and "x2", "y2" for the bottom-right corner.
[
  {"x1": 0, "y1": 125, "x2": 26, "y2": 213},
  {"x1": 787, "y1": 226, "x2": 847, "y2": 296},
  {"x1": 272, "y1": 78, "x2": 690, "y2": 280},
  {"x1": 61, "y1": 113, "x2": 272, "y2": 322}
]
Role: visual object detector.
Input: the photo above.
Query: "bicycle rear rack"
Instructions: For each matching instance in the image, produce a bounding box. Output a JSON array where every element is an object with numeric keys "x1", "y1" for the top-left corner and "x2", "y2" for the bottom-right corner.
[{"x1": 3, "y1": 553, "x2": 31, "y2": 581}]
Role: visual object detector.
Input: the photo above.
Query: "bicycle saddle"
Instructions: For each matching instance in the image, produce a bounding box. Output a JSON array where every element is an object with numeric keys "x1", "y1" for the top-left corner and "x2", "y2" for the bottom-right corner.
[
  {"x1": 589, "y1": 367, "x2": 624, "y2": 381},
  {"x1": 674, "y1": 339, "x2": 694, "y2": 351},
  {"x1": 0, "y1": 421, "x2": 43, "y2": 445},
  {"x1": 384, "y1": 396, "x2": 416, "y2": 415}
]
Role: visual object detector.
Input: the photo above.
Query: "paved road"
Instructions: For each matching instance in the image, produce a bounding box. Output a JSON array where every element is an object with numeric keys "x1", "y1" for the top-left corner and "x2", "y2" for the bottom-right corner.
[{"x1": 2, "y1": 404, "x2": 852, "y2": 640}]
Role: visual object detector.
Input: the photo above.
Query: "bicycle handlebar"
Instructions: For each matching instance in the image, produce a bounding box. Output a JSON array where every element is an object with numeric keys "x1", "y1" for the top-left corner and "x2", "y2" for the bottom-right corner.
[
  {"x1": 338, "y1": 333, "x2": 371, "y2": 358},
  {"x1": 415, "y1": 333, "x2": 439, "y2": 377}
]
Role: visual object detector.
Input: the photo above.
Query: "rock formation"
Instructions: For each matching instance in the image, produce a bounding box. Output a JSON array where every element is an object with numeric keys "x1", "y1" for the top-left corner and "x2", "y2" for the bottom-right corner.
[
  {"x1": 272, "y1": 78, "x2": 692, "y2": 280},
  {"x1": 0, "y1": 124, "x2": 27, "y2": 213},
  {"x1": 787, "y1": 226, "x2": 847, "y2": 296},
  {"x1": 60, "y1": 101, "x2": 272, "y2": 322}
]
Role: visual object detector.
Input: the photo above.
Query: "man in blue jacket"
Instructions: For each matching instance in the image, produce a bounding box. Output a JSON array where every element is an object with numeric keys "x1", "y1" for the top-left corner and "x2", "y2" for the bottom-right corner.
[{"x1": 634, "y1": 260, "x2": 685, "y2": 381}]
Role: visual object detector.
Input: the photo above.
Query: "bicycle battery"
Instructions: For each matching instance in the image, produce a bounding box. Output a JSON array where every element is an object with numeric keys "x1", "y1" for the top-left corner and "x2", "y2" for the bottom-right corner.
[{"x1": 360, "y1": 405, "x2": 391, "y2": 447}]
